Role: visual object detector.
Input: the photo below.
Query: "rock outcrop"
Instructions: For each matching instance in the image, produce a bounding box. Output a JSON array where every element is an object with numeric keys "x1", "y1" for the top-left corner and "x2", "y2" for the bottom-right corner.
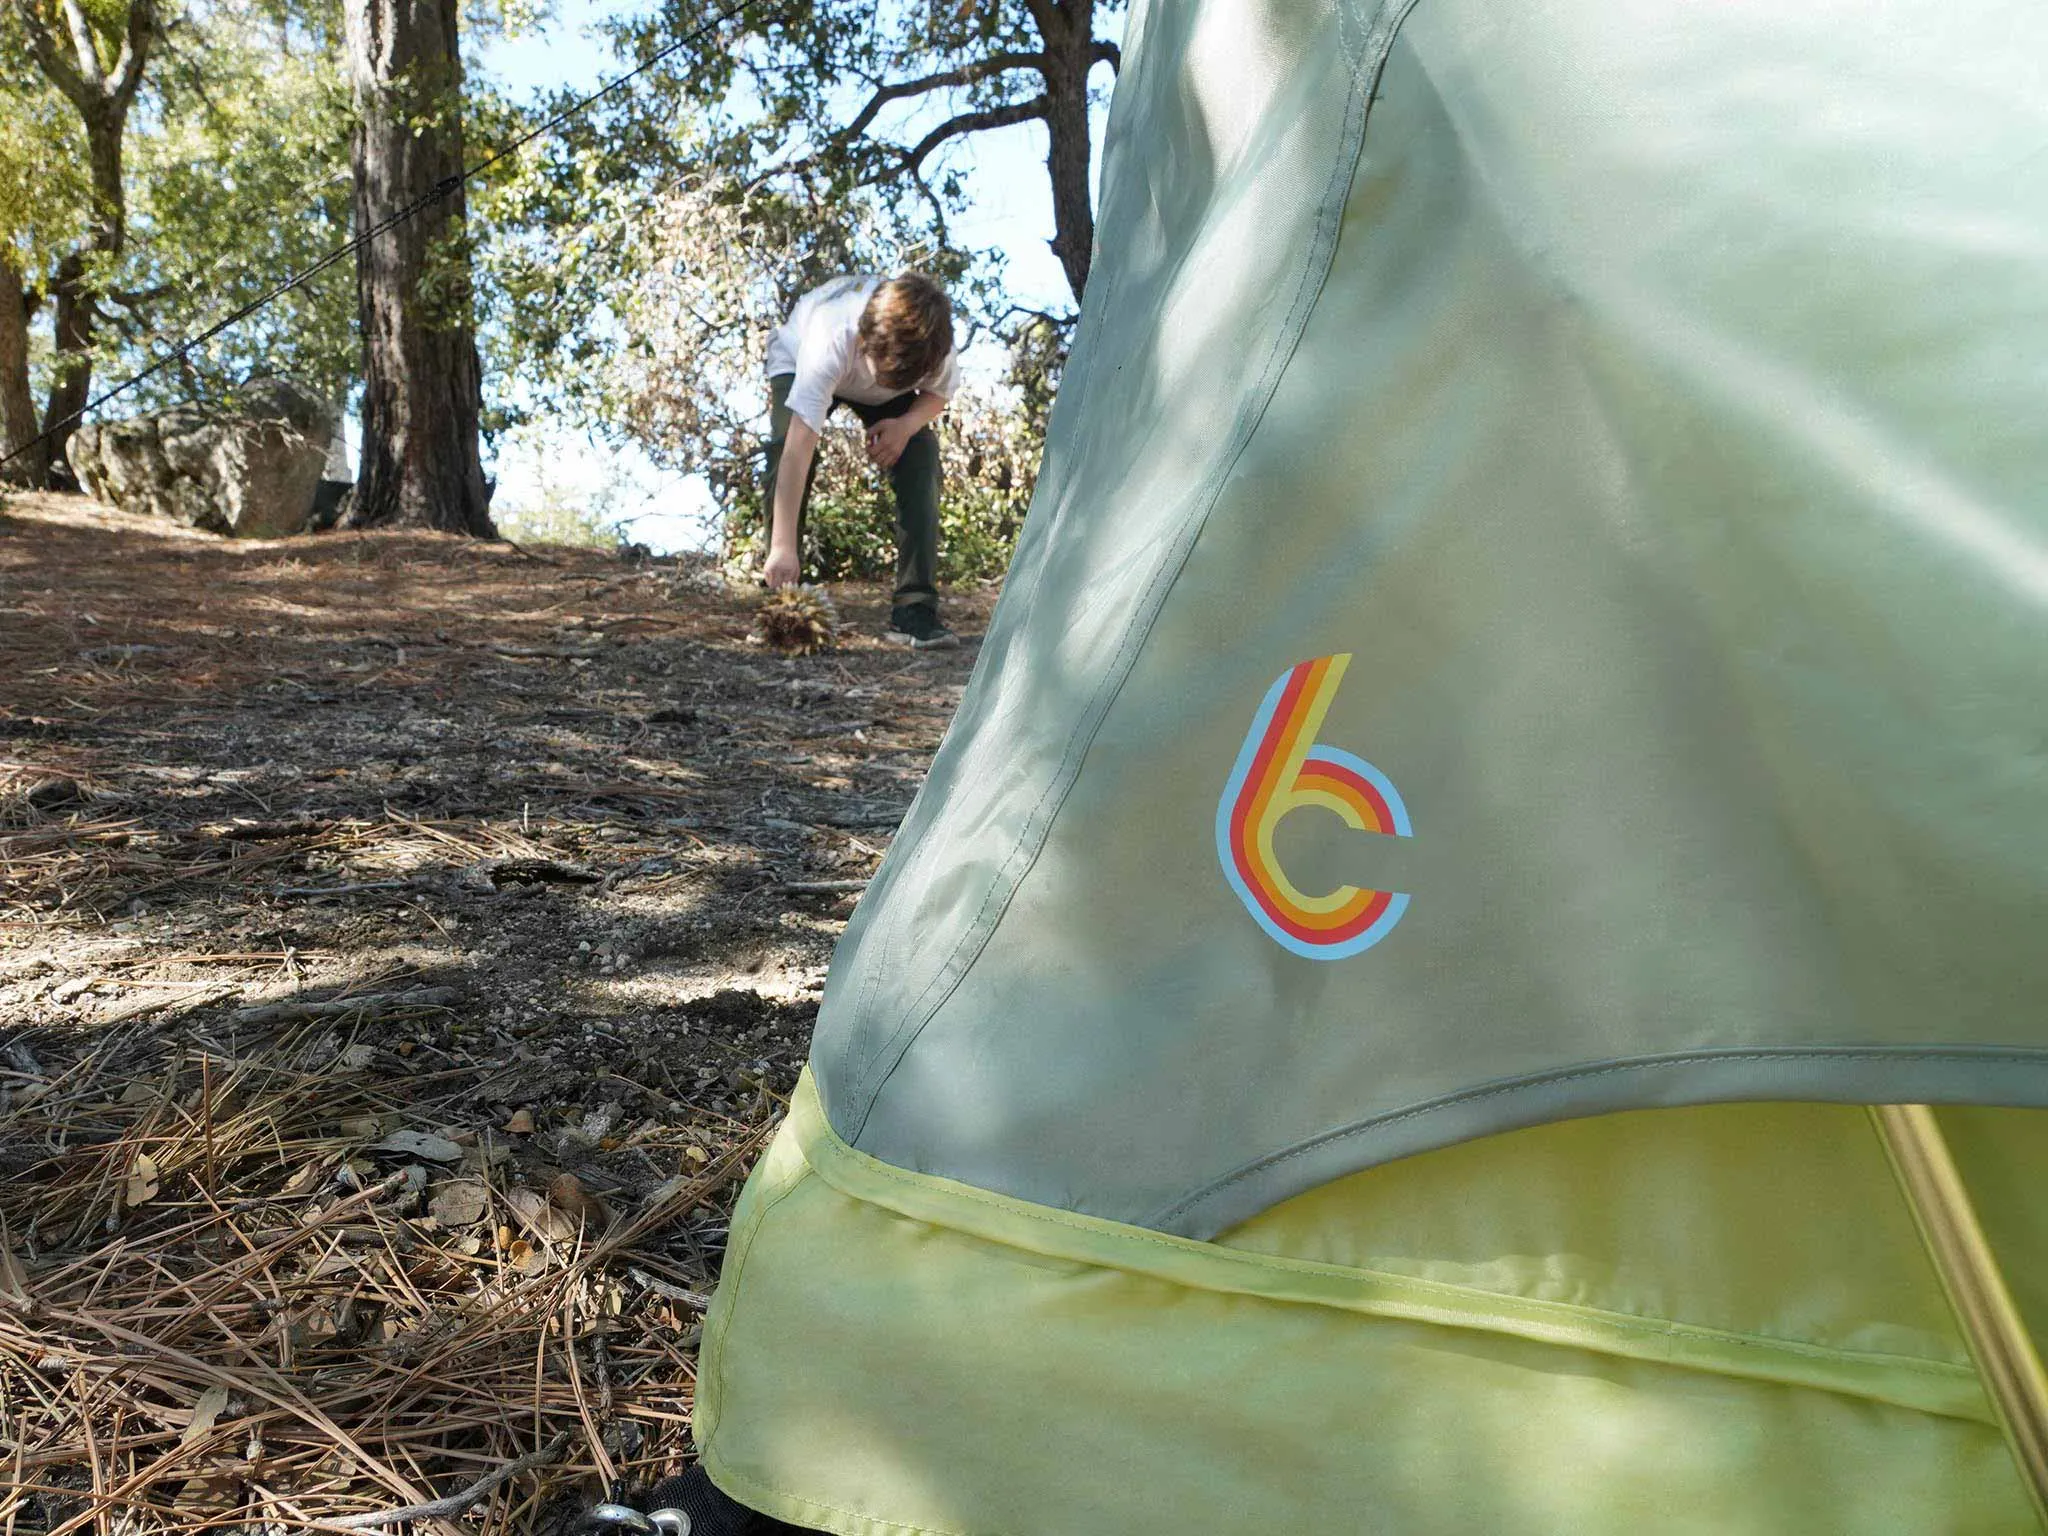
[{"x1": 68, "y1": 381, "x2": 337, "y2": 537}]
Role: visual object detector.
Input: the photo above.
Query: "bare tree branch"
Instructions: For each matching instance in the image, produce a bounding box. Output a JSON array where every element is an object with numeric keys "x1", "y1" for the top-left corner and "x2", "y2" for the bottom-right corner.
[
  {"x1": 12, "y1": 1, "x2": 90, "y2": 108},
  {"x1": 994, "y1": 301, "x2": 1072, "y2": 330},
  {"x1": 1092, "y1": 39, "x2": 1120, "y2": 73},
  {"x1": 841, "y1": 51, "x2": 1048, "y2": 142},
  {"x1": 330, "y1": 1432, "x2": 573, "y2": 1528},
  {"x1": 104, "y1": 282, "x2": 176, "y2": 308},
  {"x1": 903, "y1": 96, "x2": 1049, "y2": 174},
  {"x1": 1018, "y1": 0, "x2": 1061, "y2": 45},
  {"x1": 56, "y1": 0, "x2": 106, "y2": 89},
  {"x1": 109, "y1": 0, "x2": 158, "y2": 108},
  {"x1": 909, "y1": 165, "x2": 953, "y2": 252},
  {"x1": 14, "y1": 0, "x2": 153, "y2": 115}
]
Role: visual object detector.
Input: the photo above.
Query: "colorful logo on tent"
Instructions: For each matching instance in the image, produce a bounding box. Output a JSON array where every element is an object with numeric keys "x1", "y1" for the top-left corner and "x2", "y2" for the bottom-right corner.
[{"x1": 1217, "y1": 654, "x2": 1412, "y2": 960}]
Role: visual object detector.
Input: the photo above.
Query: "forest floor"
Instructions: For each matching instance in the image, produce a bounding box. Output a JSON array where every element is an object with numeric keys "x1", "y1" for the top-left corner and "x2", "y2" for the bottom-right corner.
[{"x1": 0, "y1": 490, "x2": 996, "y2": 1534}]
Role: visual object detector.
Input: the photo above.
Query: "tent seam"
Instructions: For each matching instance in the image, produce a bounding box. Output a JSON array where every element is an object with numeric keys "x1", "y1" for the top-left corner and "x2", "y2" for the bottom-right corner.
[
  {"x1": 700, "y1": 1156, "x2": 812, "y2": 1457},
  {"x1": 842, "y1": 0, "x2": 1429, "y2": 1136},
  {"x1": 792, "y1": 1078, "x2": 1983, "y2": 1400},
  {"x1": 835, "y1": 0, "x2": 1155, "y2": 1070},
  {"x1": 1151, "y1": 1044, "x2": 2048, "y2": 1227}
]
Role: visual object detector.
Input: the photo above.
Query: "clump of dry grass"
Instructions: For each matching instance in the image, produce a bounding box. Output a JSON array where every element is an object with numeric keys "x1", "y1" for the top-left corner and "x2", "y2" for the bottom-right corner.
[
  {"x1": 0, "y1": 1019, "x2": 777, "y2": 1535},
  {"x1": 751, "y1": 588, "x2": 838, "y2": 656}
]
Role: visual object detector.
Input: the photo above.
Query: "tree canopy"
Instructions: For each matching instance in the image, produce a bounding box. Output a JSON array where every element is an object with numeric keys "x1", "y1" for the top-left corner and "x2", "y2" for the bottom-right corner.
[
  {"x1": 1, "y1": 0, "x2": 357, "y2": 477},
  {"x1": 4, "y1": 0, "x2": 1120, "y2": 547}
]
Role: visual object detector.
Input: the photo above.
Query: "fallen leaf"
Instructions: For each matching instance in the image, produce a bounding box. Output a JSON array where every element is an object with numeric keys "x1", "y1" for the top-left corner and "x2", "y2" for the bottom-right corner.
[
  {"x1": 0, "y1": 1236, "x2": 28, "y2": 1304},
  {"x1": 461, "y1": 1139, "x2": 512, "y2": 1173},
  {"x1": 503, "y1": 1108, "x2": 535, "y2": 1134},
  {"x1": 503, "y1": 1186, "x2": 576, "y2": 1243},
  {"x1": 279, "y1": 1161, "x2": 325, "y2": 1198},
  {"x1": 125, "y1": 1153, "x2": 160, "y2": 1207},
  {"x1": 368, "y1": 1130, "x2": 464, "y2": 1164},
  {"x1": 548, "y1": 1172, "x2": 611, "y2": 1227},
  {"x1": 683, "y1": 1145, "x2": 708, "y2": 1165},
  {"x1": 173, "y1": 1469, "x2": 243, "y2": 1514},
  {"x1": 338, "y1": 1115, "x2": 381, "y2": 1139},
  {"x1": 118, "y1": 1079, "x2": 158, "y2": 1106},
  {"x1": 454, "y1": 1233, "x2": 483, "y2": 1257},
  {"x1": 428, "y1": 1178, "x2": 489, "y2": 1227},
  {"x1": 336, "y1": 1043, "x2": 378, "y2": 1071},
  {"x1": 180, "y1": 1385, "x2": 231, "y2": 1446}
]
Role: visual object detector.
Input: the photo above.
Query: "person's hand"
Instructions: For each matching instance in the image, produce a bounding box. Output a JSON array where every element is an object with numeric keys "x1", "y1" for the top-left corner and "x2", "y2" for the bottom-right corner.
[
  {"x1": 764, "y1": 541, "x2": 801, "y2": 590},
  {"x1": 866, "y1": 418, "x2": 913, "y2": 469}
]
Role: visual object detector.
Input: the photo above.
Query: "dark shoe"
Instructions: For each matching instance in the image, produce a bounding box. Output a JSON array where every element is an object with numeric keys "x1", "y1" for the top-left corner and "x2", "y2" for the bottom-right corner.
[
  {"x1": 576, "y1": 1464, "x2": 814, "y2": 1535},
  {"x1": 885, "y1": 605, "x2": 959, "y2": 650}
]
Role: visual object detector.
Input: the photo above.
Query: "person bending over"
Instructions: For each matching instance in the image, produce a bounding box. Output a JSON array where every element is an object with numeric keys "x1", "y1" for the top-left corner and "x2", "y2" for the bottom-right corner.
[{"x1": 761, "y1": 272, "x2": 961, "y2": 650}]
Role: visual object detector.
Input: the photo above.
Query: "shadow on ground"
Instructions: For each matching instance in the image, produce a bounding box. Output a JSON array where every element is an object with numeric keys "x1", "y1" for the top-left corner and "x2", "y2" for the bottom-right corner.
[{"x1": 0, "y1": 491, "x2": 997, "y2": 1532}]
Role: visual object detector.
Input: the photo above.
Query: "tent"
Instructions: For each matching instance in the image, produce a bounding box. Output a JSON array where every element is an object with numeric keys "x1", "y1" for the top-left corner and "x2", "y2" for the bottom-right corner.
[{"x1": 694, "y1": 0, "x2": 2048, "y2": 1529}]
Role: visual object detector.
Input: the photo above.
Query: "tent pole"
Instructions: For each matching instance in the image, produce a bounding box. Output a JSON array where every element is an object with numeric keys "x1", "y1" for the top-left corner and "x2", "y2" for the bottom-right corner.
[{"x1": 1871, "y1": 1103, "x2": 2048, "y2": 1530}]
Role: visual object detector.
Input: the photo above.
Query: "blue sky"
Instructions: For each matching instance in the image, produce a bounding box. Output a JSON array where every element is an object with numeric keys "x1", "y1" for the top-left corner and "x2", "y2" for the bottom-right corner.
[{"x1": 474, "y1": 2, "x2": 1098, "y2": 551}]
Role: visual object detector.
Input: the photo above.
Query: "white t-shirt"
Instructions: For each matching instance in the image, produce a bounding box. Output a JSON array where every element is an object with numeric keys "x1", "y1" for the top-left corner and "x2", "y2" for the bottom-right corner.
[{"x1": 764, "y1": 275, "x2": 960, "y2": 435}]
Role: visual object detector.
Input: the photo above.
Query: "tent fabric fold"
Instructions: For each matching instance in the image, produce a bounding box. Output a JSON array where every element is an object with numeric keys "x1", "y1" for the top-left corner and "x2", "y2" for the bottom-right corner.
[
  {"x1": 696, "y1": 0, "x2": 2048, "y2": 1526},
  {"x1": 696, "y1": 1078, "x2": 2040, "y2": 1534}
]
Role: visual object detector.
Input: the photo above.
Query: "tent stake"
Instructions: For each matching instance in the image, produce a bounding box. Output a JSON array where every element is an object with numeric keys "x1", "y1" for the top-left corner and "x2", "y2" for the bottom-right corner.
[{"x1": 1871, "y1": 1103, "x2": 2048, "y2": 1530}]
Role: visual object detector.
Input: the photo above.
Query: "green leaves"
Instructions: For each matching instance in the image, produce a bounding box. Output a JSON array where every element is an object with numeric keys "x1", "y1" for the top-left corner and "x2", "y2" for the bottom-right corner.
[{"x1": 117, "y1": 11, "x2": 357, "y2": 405}]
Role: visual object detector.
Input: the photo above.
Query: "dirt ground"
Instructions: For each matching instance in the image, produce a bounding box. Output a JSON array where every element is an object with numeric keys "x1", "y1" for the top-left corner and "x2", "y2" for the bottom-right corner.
[{"x1": 0, "y1": 491, "x2": 995, "y2": 1532}]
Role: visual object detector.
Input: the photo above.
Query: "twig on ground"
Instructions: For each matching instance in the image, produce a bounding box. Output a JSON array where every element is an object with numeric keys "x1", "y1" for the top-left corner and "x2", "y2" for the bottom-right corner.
[
  {"x1": 232, "y1": 986, "x2": 461, "y2": 1024},
  {"x1": 327, "y1": 1431, "x2": 572, "y2": 1529},
  {"x1": 625, "y1": 1269, "x2": 713, "y2": 1311},
  {"x1": 271, "y1": 880, "x2": 421, "y2": 899},
  {"x1": 93, "y1": 983, "x2": 241, "y2": 1027},
  {"x1": 476, "y1": 643, "x2": 605, "y2": 661}
]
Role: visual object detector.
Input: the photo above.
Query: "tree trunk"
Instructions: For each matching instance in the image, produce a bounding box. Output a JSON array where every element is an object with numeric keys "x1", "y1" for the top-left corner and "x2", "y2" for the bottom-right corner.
[
  {"x1": 0, "y1": 256, "x2": 46, "y2": 488},
  {"x1": 39, "y1": 252, "x2": 93, "y2": 488},
  {"x1": 1039, "y1": 0, "x2": 1097, "y2": 303},
  {"x1": 36, "y1": 94, "x2": 135, "y2": 483},
  {"x1": 15, "y1": 0, "x2": 157, "y2": 486},
  {"x1": 344, "y1": 0, "x2": 495, "y2": 536}
]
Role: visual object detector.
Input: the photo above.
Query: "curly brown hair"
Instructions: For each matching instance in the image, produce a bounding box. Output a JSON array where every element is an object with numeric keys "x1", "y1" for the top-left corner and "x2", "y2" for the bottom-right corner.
[{"x1": 857, "y1": 274, "x2": 955, "y2": 391}]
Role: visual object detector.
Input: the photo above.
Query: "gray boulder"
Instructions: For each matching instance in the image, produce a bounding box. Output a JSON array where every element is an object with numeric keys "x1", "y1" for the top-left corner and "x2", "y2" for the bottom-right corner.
[{"x1": 69, "y1": 380, "x2": 338, "y2": 537}]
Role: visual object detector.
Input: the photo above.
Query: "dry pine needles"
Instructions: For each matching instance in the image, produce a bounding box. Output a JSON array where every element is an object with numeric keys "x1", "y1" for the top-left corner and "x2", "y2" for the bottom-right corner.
[{"x1": 0, "y1": 1018, "x2": 778, "y2": 1535}]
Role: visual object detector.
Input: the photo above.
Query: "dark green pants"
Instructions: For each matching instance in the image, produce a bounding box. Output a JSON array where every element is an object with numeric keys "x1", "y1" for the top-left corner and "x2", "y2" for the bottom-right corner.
[{"x1": 764, "y1": 373, "x2": 940, "y2": 611}]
